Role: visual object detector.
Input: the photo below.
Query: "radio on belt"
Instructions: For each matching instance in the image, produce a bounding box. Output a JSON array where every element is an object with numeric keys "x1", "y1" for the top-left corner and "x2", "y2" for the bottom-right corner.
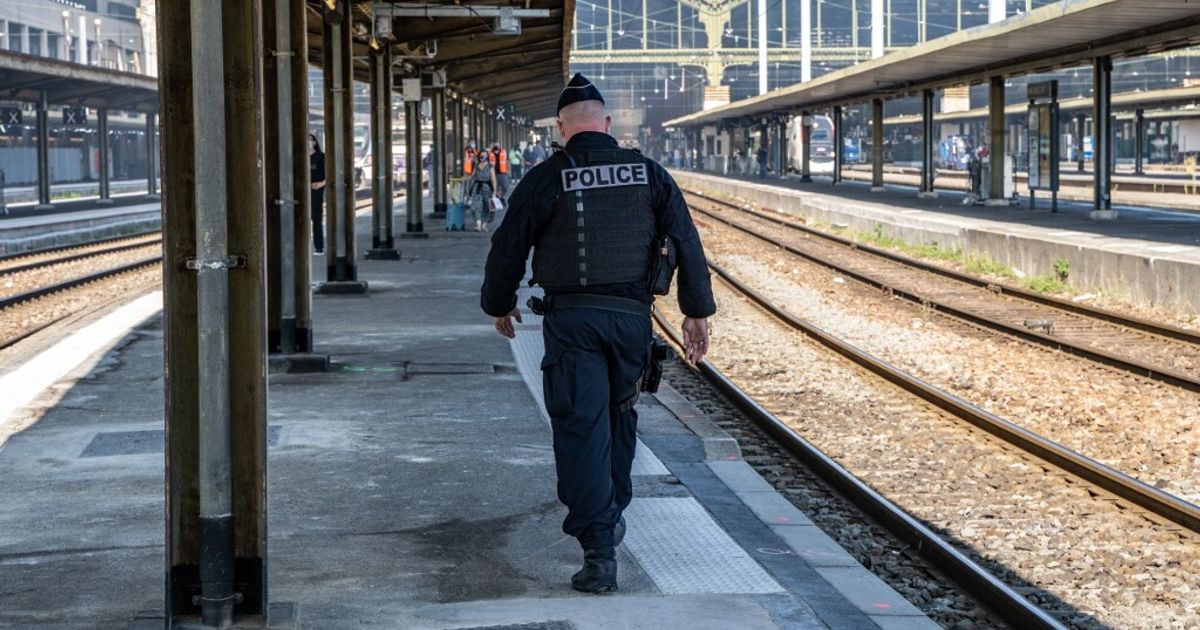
[{"x1": 561, "y1": 163, "x2": 649, "y2": 192}]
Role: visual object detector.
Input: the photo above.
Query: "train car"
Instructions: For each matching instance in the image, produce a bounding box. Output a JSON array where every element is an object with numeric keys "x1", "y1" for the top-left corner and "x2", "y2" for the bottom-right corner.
[{"x1": 787, "y1": 114, "x2": 836, "y2": 172}]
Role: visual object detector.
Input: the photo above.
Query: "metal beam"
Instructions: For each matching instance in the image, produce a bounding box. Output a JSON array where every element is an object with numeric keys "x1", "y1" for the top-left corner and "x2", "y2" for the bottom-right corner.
[
  {"x1": 376, "y1": 4, "x2": 549, "y2": 18},
  {"x1": 367, "y1": 46, "x2": 399, "y2": 259},
  {"x1": 156, "y1": 0, "x2": 272, "y2": 624},
  {"x1": 431, "y1": 88, "x2": 448, "y2": 216},
  {"x1": 987, "y1": 75, "x2": 1006, "y2": 205},
  {"x1": 1092, "y1": 55, "x2": 1115, "y2": 219}
]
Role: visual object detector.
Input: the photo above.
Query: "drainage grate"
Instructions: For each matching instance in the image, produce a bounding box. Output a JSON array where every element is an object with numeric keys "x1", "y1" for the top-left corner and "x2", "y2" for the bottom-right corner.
[
  {"x1": 405, "y1": 362, "x2": 496, "y2": 375},
  {"x1": 451, "y1": 622, "x2": 575, "y2": 630},
  {"x1": 81, "y1": 425, "x2": 282, "y2": 458}
]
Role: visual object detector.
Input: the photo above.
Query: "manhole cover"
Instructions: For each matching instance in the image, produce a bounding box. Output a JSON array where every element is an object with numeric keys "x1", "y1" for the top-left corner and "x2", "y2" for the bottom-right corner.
[
  {"x1": 406, "y1": 363, "x2": 495, "y2": 375},
  {"x1": 81, "y1": 425, "x2": 282, "y2": 458},
  {"x1": 451, "y1": 622, "x2": 575, "y2": 630}
]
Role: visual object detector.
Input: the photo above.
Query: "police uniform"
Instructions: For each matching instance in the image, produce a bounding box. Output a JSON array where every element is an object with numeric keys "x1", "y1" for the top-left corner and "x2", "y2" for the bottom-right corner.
[{"x1": 481, "y1": 74, "x2": 716, "y2": 592}]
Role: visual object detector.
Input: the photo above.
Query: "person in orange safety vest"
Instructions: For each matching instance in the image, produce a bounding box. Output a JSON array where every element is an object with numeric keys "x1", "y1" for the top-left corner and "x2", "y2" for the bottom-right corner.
[
  {"x1": 490, "y1": 142, "x2": 510, "y2": 197},
  {"x1": 464, "y1": 140, "x2": 479, "y2": 175}
]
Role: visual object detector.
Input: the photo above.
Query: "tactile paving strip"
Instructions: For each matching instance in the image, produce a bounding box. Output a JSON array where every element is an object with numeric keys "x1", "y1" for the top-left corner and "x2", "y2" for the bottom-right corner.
[
  {"x1": 622, "y1": 497, "x2": 784, "y2": 595},
  {"x1": 509, "y1": 321, "x2": 668, "y2": 476}
]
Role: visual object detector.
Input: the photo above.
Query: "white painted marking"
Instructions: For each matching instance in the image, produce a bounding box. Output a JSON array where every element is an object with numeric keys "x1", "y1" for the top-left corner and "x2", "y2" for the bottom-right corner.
[{"x1": 0, "y1": 292, "x2": 162, "y2": 448}]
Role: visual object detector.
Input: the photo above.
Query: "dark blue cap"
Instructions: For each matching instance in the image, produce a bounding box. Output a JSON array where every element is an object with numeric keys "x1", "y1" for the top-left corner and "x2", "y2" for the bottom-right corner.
[{"x1": 556, "y1": 73, "x2": 605, "y2": 114}]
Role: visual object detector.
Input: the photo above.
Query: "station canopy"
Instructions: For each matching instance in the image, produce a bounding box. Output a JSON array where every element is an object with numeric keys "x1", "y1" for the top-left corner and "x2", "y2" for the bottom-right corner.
[
  {"x1": 306, "y1": 0, "x2": 574, "y2": 120},
  {"x1": 0, "y1": 50, "x2": 159, "y2": 112},
  {"x1": 665, "y1": 0, "x2": 1200, "y2": 128}
]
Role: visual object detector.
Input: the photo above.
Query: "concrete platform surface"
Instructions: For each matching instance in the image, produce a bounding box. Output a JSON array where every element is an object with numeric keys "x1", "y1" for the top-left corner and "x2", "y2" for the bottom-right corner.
[
  {"x1": 674, "y1": 169, "x2": 1200, "y2": 315},
  {"x1": 0, "y1": 204, "x2": 935, "y2": 630}
]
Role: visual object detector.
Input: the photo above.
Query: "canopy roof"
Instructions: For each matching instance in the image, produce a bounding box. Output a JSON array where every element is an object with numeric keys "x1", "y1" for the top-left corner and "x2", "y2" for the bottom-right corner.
[
  {"x1": 305, "y1": 0, "x2": 574, "y2": 119},
  {"x1": 665, "y1": 0, "x2": 1200, "y2": 128},
  {"x1": 0, "y1": 50, "x2": 159, "y2": 112}
]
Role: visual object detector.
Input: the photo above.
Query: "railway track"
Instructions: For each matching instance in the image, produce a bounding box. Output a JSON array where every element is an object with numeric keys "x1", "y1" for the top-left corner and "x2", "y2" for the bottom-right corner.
[
  {"x1": 682, "y1": 188, "x2": 1200, "y2": 391},
  {"x1": 653, "y1": 308, "x2": 1063, "y2": 630},
  {"x1": 653, "y1": 267, "x2": 1200, "y2": 629},
  {"x1": 0, "y1": 232, "x2": 162, "y2": 275},
  {"x1": 0, "y1": 235, "x2": 163, "y2": 350}
]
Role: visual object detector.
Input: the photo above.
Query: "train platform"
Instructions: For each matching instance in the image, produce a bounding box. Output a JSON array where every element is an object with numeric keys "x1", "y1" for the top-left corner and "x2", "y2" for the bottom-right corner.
[
  {"x1": 672, "y1": 169, "x2": 1200, "y2": 316},
  {"x1": 0, "y1": 205, "x2": 938, "y2": 629}
]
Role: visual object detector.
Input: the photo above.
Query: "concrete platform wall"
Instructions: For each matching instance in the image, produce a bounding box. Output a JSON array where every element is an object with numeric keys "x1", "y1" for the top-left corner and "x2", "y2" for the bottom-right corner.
[{"x1": 674, "y1": 171, "x2": 1200, "y2": 315}]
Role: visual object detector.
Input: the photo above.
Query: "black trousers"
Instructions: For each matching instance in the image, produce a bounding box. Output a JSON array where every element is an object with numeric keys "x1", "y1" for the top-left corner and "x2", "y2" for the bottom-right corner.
[
  {"x1": 541, "y1": 306, "x2": 651, "y2": 550},
  {"x1": 311, "y1": 190, "x2": 325, "y2": 253}
]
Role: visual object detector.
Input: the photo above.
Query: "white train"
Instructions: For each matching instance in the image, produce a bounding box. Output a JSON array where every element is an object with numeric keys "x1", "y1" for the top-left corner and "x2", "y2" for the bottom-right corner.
[{"x1": 786, "y1": 114, "x2": 838, "y2": 173}]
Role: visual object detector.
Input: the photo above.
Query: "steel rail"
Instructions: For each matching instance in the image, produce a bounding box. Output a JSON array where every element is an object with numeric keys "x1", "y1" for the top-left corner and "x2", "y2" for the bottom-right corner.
[
  {"x1": 0, "y1": 256, "x2": 162, "y2": 311},
  {"x1": 0, "y1": 238, "x2": 162, "y2": 275},
  {"x1": 684, "y1": 189, "x2": 1200, "y2": 345},
  {"x1": 0, "y1": 229, "x2": 162, "y2": 264},
  {"x1": 651, "y1": 308, "x2": 1068, "y2": 630},
  {"x1": 702, "y1": 259, "x2": 1200, "y2": 535},
  {"x1": 683, "y1": 190, "x2": 1200, "y2": 392}
]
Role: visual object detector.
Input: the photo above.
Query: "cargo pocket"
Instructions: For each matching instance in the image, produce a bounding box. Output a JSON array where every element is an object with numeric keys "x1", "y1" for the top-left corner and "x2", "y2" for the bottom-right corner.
[{"x1": 540, "y1": 347, "x2": 575, "y2": 417}]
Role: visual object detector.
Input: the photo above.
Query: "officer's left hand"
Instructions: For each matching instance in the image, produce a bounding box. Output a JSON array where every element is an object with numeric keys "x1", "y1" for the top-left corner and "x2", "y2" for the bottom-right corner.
[{"x1": 494, "y1": 308, "x2": 523, "y2": 339}]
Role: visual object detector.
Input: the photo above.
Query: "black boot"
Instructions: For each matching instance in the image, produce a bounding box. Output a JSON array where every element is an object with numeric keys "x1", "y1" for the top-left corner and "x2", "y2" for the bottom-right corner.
[{"x1": 571, "y1": 547, "x2": 617, "y2": 594}]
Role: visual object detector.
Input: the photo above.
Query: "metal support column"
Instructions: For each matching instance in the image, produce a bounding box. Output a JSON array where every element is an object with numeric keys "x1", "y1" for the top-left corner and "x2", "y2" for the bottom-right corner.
[
  {"x1": 1075, "y1": 113, "x2": 1086, "y2": 172},
  {"x1": 871, "y1": 98, "x2": 884, "y2": 191},
  {"x1": 404, "y1": 98, "x2": 427, "y2": 237},
  {"x1": 800, "y1": 112, "x2": 812, "y2": 182},
  {"x1": 776, "y1": 119, "x2": 787, "y2": 176},
  {"x1": 1092, "y1": 56, "x2": 1116, "y2": 220},
  {"x1": 143, "y1": 0, "x2": 294, "y2": 625},
  {"x1": 833, "y1": 105, "x2": 843, "y2": 185},
  {"x1": 919, "y1": 88, "x2": 937, "y2": 198},
  {"x1": 145, "y1": 112, "x2": 159, "y2": 198},
  {"x1": 265, "y1": 0, "x2": 321, "y2": 361},
  {"x1": 431, "y1": 88, "x2": 448, "y2": 216},
  {"x1": 367, "y1": 47, "x2": 399, "y2": 259},
  {"x1": 451, "y1": 96, "x2": 463, "y2": 177},
  {"x1": 318, "y1": 0, "x2": 366, "y2": 291},
  {"x1": 288, "y1": 0, "x2": 314, "y2": 352},
  {"x1": 35, "y1": 91, "x2": 52, "y2": 209},
  {"x1": 97, "y1": 108, "x2": 112, "y2": 204},
  {"x1": 1134, "y1": 108, "x2": 1145, "y2": 176},
  {"x1": 986, "y1": 75, "x2": 1007, "y2": 206}
]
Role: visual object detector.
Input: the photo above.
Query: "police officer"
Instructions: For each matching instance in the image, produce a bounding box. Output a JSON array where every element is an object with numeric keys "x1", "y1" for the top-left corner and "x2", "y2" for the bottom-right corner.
[{"x1": 481, "y1": 74, "x2": 715, "y2": 593}]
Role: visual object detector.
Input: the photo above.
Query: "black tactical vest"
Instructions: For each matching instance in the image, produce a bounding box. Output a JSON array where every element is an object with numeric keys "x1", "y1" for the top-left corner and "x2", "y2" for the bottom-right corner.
[{"x1": 531, "y1": 147, "x2": 657, "y2": 290}]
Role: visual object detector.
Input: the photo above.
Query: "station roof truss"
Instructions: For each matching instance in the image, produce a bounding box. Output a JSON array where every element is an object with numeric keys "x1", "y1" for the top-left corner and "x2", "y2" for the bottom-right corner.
[
  {"x1": 663, "y1": 0, "x2": 1200, "y2": 129},
  {"x1": 305, "y1": 0, "x2": 573, "y2": 120},
  {"x1": 0, "y1": 50, "x2": 159, "y2": 113}
]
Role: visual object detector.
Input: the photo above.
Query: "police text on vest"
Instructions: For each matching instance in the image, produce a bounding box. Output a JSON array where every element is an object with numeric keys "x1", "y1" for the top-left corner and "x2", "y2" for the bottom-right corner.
[{"x1": 561, "y1": 164, "x2": 648, "y2": 192}]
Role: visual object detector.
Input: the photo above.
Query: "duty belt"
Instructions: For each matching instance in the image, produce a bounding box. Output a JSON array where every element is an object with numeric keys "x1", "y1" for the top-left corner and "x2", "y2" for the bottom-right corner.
[{"x1": 545, "y1": 294, "x2": 651, "y2": 318}]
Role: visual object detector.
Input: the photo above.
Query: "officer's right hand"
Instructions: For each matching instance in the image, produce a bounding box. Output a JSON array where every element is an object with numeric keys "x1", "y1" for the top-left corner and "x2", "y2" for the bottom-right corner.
[
  {"x1": 494, "y1": 308, "x2": 523, "y2": 339},
  {"x1": 681, "y1": 317, "x2": 710, "y2": 364}
]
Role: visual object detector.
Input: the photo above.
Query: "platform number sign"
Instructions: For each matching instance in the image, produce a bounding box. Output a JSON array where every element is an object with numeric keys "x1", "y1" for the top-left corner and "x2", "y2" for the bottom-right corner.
[
  {"x1": 63, "y1": 106, "x2": 87, "y2": 125},
  {"x1": 1, "y1": 108, "x2": 21, "y2": 126}
]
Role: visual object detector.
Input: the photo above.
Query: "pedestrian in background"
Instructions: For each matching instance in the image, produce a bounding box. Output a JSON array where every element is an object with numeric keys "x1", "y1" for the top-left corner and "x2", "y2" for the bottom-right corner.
[
  {"x1": 309, "y1": 133, "x2": 326, "y2": 254},
  {"x1": 509, "y1": 144, "x2": 524, "y2": 182},
  {"x1": 490, "y1": 142, "x2": 511, "y2": 198},
  {"x1": 469, "y1": 150, "x2": 498, "y2": 232},
  {"x1": 757, "y1": 145, "x2": 768, "y2": 179},
  {"x1": 482, "y1": 73, "x2": 715, "y2": 595}
]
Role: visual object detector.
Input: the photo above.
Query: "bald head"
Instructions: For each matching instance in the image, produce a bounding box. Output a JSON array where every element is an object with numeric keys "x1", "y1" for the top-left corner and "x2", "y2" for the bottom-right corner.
[{"x1": 557, "y1": 100, "x2": 610, "y2": 143}]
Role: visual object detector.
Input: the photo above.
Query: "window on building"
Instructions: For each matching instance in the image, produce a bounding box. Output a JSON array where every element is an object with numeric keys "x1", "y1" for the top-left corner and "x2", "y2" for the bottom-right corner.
[
  {"x1": 28, "y1": 28, "x2": 42, "y2": 56},
  {"x1": 7, "y1": 23, "x2": 22, "y2": 53},
  {"x1": 47, "y1": 33, "x2": 60, "y2": 59}
]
